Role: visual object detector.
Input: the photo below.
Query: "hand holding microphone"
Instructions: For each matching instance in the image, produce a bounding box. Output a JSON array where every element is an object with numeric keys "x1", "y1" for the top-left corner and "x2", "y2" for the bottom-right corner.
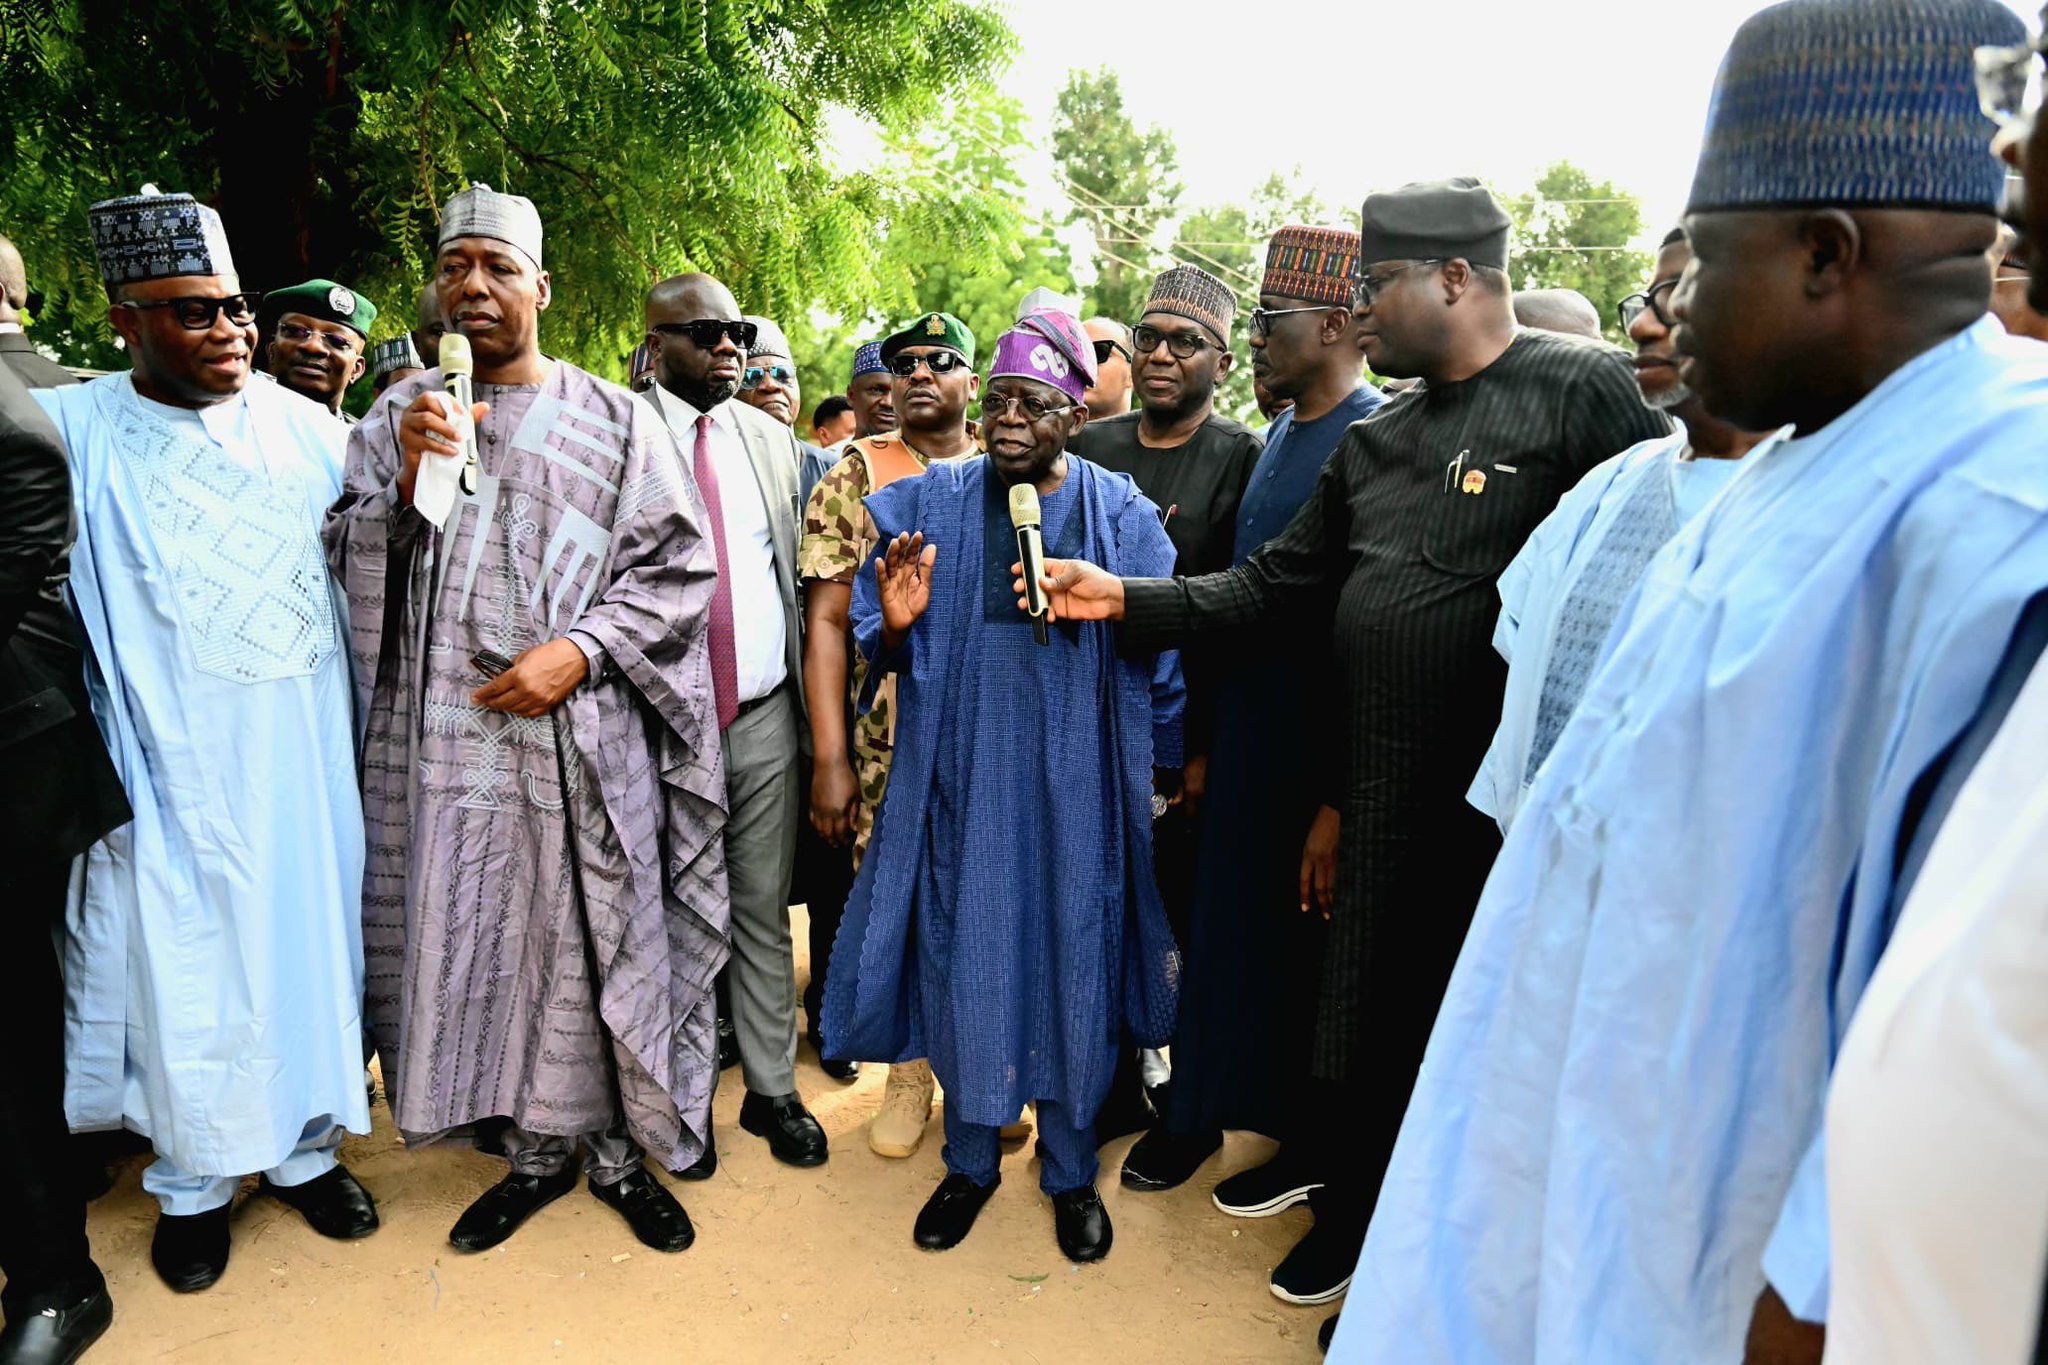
[{"x1": 396, "y1": 335, "x2": 489, "y2": 527}]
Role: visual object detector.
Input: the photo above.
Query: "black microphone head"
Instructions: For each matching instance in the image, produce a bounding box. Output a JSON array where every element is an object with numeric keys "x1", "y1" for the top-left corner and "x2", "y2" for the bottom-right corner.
[
  {"x1": 438, "y1": 333, "x2": 473, "y2": 378},
  {"x1": 1008, "y1": 481, "x2": 1041, "y2": 530}
]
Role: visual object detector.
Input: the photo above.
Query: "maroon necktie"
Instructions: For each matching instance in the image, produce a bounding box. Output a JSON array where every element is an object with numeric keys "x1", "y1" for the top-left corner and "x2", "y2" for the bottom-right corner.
[{"x1": 691, "y1": 413, "x2": 740, "y2": 729}]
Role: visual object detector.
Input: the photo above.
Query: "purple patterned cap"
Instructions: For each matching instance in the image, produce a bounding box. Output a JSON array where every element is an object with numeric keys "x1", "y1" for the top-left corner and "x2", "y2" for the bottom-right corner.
[{"x1": 989, "y1": 309, "x2": 1097, "y2": 407}]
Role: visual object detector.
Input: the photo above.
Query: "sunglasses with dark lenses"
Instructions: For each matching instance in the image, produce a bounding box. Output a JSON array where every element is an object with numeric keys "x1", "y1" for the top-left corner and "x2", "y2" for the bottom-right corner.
[
  {"x1": 273, "y1": 320, "x2": 361, "y2": 356},
  {"x1": 741, "y1": 364, "x2": 796, "y2": 390},
  {"x1": 116, "y1": 292, "x2": 259, "y2": 331},
  {"x1": 1131, "y1": 324, "x2": 1216, "y2": 360},
  {"x1": 1616, "y1": 278, "x2": 1682, "y2": 332},
  {"x1": 887, "y1": 349, "x2": 968, "y2": 377},
  {"x1": 1092, "y1": 337, "x2": 1131, "y2": 365},
  {"x1": 652, "y1": 318, "x2": 759, "y2": 350}
]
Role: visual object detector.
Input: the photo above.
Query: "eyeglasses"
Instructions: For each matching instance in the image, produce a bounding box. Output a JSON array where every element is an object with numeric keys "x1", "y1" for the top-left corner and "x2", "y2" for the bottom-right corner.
[
  {"x1": 1617, "y1": 278, "x2": 1682, "y2": 331},
  {"x1": 1975, "y1": 35, "x2": 2048, "y2": 133},
  {"x1": 1131, "y1": 324, "x2": 1217, "y2": 360},
  {"x1": 1249, "y1": 304, "x2": 1337, "y2": 339},
  {"x1": 1092, "y1": 337, "x2": 1131, "y2": 365},
  {"x1": 741, "y1": 364, "x2": 795, "y2": 390},
  {"x1": 274, "y1": 320, "x2": 361, "y2": 356},
  {"x1": 982, "y1": 391, "x2": 1074, "y2": 423},
  {"x1": 651, "y1": 318, "x2": 759, "y2": 350},
  {"x1": 887, "y1": 349, "x2": 968, "y2": 377},
  {"x1": 114, "y1": 292, "x2": 258, "y2": 331},
  {"x1": 1351, "y1": 261, "x2": 1442, "y2": 310}
]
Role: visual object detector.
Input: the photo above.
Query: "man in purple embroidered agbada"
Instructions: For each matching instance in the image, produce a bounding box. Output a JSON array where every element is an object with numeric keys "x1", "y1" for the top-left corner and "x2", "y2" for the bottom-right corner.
[{"x1": 324, "y1": 183, "x2": 729, "y2": 1255}]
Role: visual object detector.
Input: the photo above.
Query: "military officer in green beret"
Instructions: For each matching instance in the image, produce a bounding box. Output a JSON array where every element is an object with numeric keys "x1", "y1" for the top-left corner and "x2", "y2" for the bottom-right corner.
[{"x1": 260, "y1": 279, "x2": 377, "y2": 423}]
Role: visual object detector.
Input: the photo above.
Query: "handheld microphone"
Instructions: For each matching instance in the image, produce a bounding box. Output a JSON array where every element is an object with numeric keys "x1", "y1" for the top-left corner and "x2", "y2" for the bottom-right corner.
[
  {"x1": 1009, "y1": 482, "x2": 1050, "y2": 646},
  {"x1": 438, "y1": 334, "x2": 481, "y2": 495}
]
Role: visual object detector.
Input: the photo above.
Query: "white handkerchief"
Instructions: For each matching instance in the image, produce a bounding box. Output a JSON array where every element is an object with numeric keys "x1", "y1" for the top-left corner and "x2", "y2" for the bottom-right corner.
[{"x1": 412, "y1": 390, "x2": 470, "y2": 529}]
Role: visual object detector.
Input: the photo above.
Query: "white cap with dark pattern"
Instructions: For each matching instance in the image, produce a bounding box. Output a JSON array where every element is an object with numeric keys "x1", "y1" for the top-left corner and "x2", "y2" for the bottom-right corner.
[{"x1": 89, "y1": 185, "x2": 236, "y2": 285}]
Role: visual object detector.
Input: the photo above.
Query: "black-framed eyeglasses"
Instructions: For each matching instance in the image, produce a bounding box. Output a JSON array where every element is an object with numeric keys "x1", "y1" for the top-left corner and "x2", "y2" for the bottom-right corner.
[
  {"x1": 1131, "y1": 324, "x2": 1217, "y2": 360},
  {"x1": 651, "y1": 318, "x2": 758, "y2": 350},
  {"x1": 1249, "y1": 304, "x2": 1338, "y2": 339},
  {"x1": 1975, "y1": 33, "x2": 2048, "y2": 132},
  {"x1": 1092, "y1": 337, "x2": 1131, "y2": 365},
  {"x1": 1351, "y1": 261, "x2": 1442, "y2": 311},
  {"x1": 114, "y1": 292, "x2": 258, "y2": 331},
  {"x1": 273, "y1": 319, "x2": 361, "y2": 356},
  {"x1": 887, "y1": 349, "x2": 968, "y2": 377},
  {"x1": 741, "y1": 363, "x2": 795, "y2": 390},
  {"x1": 982, "y1": 390, "x2": 1074, "y2": 423},
  {"x1": 1616, "y1": 278, "x2": 1682, "y2": 332}
]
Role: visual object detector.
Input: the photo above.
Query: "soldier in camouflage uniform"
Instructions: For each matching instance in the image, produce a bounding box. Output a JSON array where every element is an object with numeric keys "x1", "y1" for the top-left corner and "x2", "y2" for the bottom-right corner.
[{"x1": 799, "y1": 312, "x2": 979, "y2": 1159}]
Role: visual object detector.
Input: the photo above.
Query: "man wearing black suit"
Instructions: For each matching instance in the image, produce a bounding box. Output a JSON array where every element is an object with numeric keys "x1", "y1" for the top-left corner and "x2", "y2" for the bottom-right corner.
[
  {"x1": 0, "y1": 237, "x2": 77, "y2": 391},
  {"x1": 0, "y1": 361, "x2": 129, "y2": 1364}
]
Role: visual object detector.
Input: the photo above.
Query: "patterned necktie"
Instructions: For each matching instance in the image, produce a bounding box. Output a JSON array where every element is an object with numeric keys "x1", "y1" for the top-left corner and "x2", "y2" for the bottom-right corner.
[{"x1": 692, "y1": 413, "x2": 740, "y2": 730}]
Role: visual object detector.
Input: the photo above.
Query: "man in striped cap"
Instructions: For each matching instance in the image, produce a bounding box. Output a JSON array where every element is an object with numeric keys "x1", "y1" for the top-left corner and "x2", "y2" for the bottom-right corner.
[
  {"x1": 844, "y1": 339, "x2": 896, "y2": 438},
  {"x1": 1117, "y1": 227, "x2": 1385, "y2": 1230},
  {"x1": 1019, "y1": 176, "x2": 1670, "y2": 1317}
]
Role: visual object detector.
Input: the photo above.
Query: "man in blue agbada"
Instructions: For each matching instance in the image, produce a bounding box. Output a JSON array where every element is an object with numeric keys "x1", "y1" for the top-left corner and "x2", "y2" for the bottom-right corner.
[
  {"x1": 1328, "y1": 1, "x2": 2048, "y2": 1360},
  {"x1": 821, "y1": 311, "x2": 1185, "y2": 1263},
  {"x1": 35, "y1": 189, "x2": 376, "y2": 1298}
]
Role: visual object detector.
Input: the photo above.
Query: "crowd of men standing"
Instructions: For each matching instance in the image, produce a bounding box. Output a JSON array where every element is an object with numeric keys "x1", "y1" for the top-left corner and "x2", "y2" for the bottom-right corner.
[{"x1": 5, "y1": 1, "x2": 2048, "y2": 1362}]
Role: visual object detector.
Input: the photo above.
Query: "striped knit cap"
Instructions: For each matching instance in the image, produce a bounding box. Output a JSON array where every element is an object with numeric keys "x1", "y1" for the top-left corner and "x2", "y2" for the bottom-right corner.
[
  {"x1": 1686, "y1": 0, "x2": 2022, "y2": 214},
  {"x1": 1144, "y1": 264, "x2": 1237, "y2": 344},
  {"x1": 1263, "y1": 226, "x2": 1361, "y2": 306}
]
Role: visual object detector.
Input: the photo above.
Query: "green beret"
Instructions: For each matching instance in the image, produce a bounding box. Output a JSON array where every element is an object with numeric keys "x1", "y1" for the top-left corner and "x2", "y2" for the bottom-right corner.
[
  {"x1": 258, "y1": 279, "x2": 378, "y2": 340},
  {"x1": 879, "y1": 311, "x2": 976, "y2": 367}
]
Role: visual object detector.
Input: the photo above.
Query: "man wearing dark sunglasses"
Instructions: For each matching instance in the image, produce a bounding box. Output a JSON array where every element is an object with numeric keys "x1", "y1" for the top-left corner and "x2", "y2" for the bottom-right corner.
[
  {"x1": 258, "y1": 279, "x2": 378, "y2": 423},
  {"x1": 734, "y1": 314, "x2": 834, "y2": 500},
  {"x1": 1081, "y1": 317, "x2": 1134, "y2": 419},
  {"x1": 34, "y1": 188, "x2": 381, "y2": 1298}
]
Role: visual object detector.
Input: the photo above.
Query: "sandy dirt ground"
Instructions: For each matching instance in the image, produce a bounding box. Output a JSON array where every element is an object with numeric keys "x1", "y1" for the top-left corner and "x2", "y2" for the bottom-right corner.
[{"x1": 64, "y1": 907, "x2": 1335, "y2": 1363}]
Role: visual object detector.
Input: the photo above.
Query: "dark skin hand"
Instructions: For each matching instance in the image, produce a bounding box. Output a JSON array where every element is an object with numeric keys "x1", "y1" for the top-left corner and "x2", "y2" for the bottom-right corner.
[
  {"x1": 1742, "y1": 1286, "x2": 1824, "y2": 1365},
  {"x1": 1299, "y1": 804, "x2": 1340, "y2": 919},
  {"x1": 876, "y1": 531, "x2": 936, "y2": 652},
  {"x1": 803, "y1": 580, "x2": 859, "y2": 845},
  {"x1": 471, "y1": 638, "x2": 588, "y2": 717}
]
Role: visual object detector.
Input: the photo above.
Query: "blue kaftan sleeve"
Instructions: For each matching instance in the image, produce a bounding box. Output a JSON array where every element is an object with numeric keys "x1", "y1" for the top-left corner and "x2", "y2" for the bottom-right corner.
[
  {"x1": 851, "y1": 476, "x2": 922, "y2": 710},
  {"x1": 1760, "y1": 1131, "x2": 1831, "y2": 1322},
  {"x1": 1150, "y1": 650, "x2": 1185, "y2": 769}
]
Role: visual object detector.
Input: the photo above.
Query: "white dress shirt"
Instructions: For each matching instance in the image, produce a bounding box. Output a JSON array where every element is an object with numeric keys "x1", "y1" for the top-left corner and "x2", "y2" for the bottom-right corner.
[{"x1": 652, "y1": 386, "x2": 788, "y2": 703}]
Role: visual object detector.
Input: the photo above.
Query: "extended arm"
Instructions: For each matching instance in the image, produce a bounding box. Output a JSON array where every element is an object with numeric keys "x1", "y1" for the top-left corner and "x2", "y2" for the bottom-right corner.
[{"x1": 0, "y1": 406, "x2": 72, "y2": 648}]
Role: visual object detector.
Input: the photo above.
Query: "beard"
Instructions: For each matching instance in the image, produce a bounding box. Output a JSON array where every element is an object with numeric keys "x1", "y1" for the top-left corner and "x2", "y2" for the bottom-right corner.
[{"x1": 1646, "y1": 379, "x2": 1695, "y2": 412}]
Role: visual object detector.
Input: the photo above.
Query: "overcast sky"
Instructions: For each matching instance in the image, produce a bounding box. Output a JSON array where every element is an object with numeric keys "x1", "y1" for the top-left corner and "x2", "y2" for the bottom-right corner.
[{"x1": 971, "y1": 0, "x2": 2039, "y2": 251}]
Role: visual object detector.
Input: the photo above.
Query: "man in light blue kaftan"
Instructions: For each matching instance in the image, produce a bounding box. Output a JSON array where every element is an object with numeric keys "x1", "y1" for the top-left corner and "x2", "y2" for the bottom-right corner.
[
  {"x1": 1468, "y1": 229, "x2": 1764, "y2": 833},
  {"x1": 821, "y1": 312, "x2": 1184, "y2": 1264},
  {"x1": 1332, "y1": 3, "x2": 2048, "y2": 1361},
  {"x1": 35, "y1": 189, "x2": 375, "y2": 1295}
]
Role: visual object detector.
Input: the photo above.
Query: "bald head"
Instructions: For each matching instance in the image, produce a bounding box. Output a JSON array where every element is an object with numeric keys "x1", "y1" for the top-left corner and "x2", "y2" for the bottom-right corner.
[
  {"x1": 0, "y1": 234, "x2": 27, "y2": 323},
  {"x1": 645, "y1": 273, "x2": 745, "y2": 408},
  {"x1": 409, "y1": 281, "x2": 448, "y2": 368},
  {"x1": 1513, "y1": 288, "x2": 1604, "y2": 341}
]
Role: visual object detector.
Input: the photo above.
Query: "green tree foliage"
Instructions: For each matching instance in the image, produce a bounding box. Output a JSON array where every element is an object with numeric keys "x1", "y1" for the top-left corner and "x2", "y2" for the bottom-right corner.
[
  {"x1": 1504, "y1": 162, "x2": 1651, "y2": 343},
  {"x1": 1051, "y1": 68, "x2": 1181, "y2": 326},
  {"x1": 0, "y1": 0, "x2": 1017, "y2": 379},
  {"x1": 784, "y1": 90, "x2": 1074, "y2": 426}
]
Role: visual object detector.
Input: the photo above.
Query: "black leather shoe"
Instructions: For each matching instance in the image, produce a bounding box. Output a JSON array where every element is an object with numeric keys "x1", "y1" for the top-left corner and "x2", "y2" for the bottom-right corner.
[
  {"x1": 260, "y1": 1164, "x2": 379, "y2": 1239},
  {"x1": 810, "y1": 1035, "x2": 860, "y2": 1083},
  {"x1": 0, "y1": 1286, "x2": 113, "y2": 1365},
  {"x1": 589, "y1": 1168, "x2": 694, "y2": 1252},
  {"x1": 913, "y1": 1173, "x2": 1000, "y2": 1250},
  {"x1": 1119, "y1": 1126, "x2": 1222, "y2": 1192},
  {"x1": 1318, "y1": 1313, "x2": 1338, "y2": 1355},
  {"x1": 738, "y1": 1091, "x2": 828, "y2": 1167},
  {"x1": 151, "y1": 1204, "x2": 231, "y2": 1293},
  {"x1": 675, "y1": 1136, "x2": 716, "y2": 1182},
  {"x1": 1051, "y1": 1184, "x2": 1113, "y2": 1263},
  {"x1": 716, "y1": 1015, "x2": 740, "y2": 1071},
  {"x1": 448, "y1": 1167, "x2": 579, "y2": 1252}
]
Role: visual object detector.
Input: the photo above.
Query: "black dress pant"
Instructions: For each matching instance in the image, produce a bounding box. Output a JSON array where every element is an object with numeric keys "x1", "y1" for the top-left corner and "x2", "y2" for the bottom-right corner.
[
  {"x1": 793, "y1": 785, "x2": 855, "y2": 1037},
  {"x1": 0, "y1": 859, "x2": 102, "y2": 1318}
]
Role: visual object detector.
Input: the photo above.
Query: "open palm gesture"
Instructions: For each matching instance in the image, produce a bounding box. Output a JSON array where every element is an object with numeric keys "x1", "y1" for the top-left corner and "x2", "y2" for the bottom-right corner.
[{"x1": 877, "y1": 531, "x2": 937, "y2": 645}]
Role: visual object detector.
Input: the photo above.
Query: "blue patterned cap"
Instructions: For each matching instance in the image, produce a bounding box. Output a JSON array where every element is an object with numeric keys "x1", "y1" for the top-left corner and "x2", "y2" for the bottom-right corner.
[
  {"x1": 849, "y1": 340, "x2": 886, "y2": 380},
  {"x1": 1686, "y1": 0, "x2": 2023, "y2": 214}
]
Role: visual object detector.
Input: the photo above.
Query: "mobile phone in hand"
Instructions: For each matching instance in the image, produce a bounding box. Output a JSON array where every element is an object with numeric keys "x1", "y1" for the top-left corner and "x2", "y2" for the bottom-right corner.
[{"x1": 471, "y1": 648, "x2": 515, "y2": 680}]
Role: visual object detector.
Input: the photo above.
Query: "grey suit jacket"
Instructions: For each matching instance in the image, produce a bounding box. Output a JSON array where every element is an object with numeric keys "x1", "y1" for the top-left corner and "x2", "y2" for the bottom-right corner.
[{"x1": 643, "y1": 387, "x2": 808, "y2": 728}]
